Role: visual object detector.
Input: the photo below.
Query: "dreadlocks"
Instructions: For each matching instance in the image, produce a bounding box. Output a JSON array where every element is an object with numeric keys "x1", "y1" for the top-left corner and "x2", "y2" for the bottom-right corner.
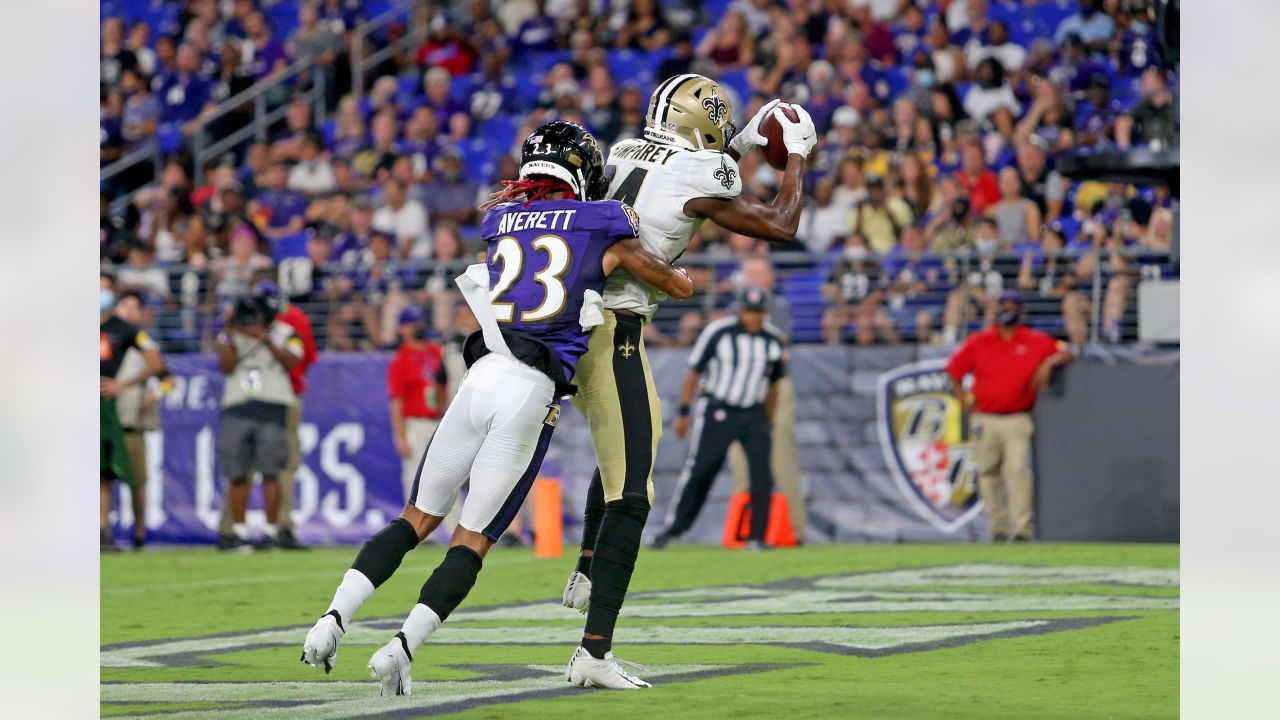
[{"x1": 480, "y1": 177, "x2": 577, "y2": 212}]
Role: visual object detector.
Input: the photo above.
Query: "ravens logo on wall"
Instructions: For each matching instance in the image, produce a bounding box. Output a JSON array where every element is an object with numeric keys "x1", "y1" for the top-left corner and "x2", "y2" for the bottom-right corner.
[{"x1": 875, "y1": 359, "x2": 982, "y2": 533}]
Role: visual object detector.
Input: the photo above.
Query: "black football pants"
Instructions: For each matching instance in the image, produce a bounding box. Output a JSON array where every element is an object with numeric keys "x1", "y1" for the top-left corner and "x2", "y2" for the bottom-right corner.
[{"x1": 663, "y1": 400, "x2": 773, "y2": 541}]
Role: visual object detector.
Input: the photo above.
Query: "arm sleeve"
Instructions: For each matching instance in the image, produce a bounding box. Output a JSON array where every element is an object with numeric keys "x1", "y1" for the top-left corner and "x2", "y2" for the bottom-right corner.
[{"x1": 684, "y1": 151, "x2": 742, "y2": 200}]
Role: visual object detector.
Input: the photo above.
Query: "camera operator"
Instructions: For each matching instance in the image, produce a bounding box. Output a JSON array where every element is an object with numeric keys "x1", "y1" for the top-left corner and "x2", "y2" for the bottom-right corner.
[{"x1": 216, "y1": 291, "x2": 304, "y2": 551}]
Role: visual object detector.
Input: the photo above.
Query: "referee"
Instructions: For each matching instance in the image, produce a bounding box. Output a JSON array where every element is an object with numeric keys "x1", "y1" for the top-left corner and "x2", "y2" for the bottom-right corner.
[{"x1": 653, "y1": 287, "x2": 787, "y2": 550}]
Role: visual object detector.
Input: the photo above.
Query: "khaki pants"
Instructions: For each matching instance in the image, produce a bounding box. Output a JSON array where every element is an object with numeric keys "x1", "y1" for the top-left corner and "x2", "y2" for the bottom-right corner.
[
  {"x1": 403, "y1": 416, "x2": 461, "y2": 536},
  {"x1": 219, "y1": 401, "x2": 302, "y2": 533},
  {"x1": 729, "y1": 376, "x2": 805, "y2": 539},
  {"x1": 972, "y1": 412, "x2": 1035, "y2": 538}
]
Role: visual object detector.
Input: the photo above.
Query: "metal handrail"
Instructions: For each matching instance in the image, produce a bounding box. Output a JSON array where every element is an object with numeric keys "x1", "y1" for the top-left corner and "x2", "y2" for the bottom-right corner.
[
  {"x1": 102, "y1": 3, "x2": 426, "y2": 203},
  {"x1": 350, "y1": 0, "x2": 433, "y2": 98}
]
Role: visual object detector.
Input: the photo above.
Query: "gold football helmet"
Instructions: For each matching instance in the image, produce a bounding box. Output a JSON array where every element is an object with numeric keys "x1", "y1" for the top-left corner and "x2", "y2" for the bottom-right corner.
[{"x1": 644, "y1": 74, "x2": 736, "y2": 151}]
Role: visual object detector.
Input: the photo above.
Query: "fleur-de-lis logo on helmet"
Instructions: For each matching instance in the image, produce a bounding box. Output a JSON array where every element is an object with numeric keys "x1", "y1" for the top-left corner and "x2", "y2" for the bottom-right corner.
[{"x1": 702, "y1": 95, "x2": 729, "y2": 126}]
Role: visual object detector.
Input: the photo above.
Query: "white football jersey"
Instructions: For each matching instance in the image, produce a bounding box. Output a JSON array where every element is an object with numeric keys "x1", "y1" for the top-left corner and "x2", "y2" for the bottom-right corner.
[{"x1": 602, "y1": 137, "x2": 742, "y2": 318}]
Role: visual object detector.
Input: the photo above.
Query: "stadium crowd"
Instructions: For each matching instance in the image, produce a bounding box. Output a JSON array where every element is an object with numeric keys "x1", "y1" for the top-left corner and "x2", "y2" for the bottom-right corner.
[{"x1": 100, "y1": 0, "x2": 1178, "y2": 349}]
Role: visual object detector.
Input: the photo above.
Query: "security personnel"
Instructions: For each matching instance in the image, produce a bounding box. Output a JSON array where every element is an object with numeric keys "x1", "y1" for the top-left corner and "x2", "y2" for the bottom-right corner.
[
  {"x1": 100, "y1": 284, "x2": 163, "y2": 552},
  {"x1": 945, "y1": 290, "x2": 1075, "y2": 542},
  {"x1": 653, "y1": 287, "x2": 788, "y2": 550}
]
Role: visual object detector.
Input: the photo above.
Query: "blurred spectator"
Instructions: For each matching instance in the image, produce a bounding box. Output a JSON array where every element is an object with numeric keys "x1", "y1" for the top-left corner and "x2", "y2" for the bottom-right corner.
[
  {"x1": 101, "y1": 17, "x2": 137, "y2": 88},
  {"x1": 272, "y1": 99, "x2": 316, "y2": 160},
  {"x1": 614, "y1": 0, "x2": 671, "y2": 51},
  {"x1": 243, "y1": 11, "x2": 290, "y2": 80},
  {"x1": 987, "y1": 167, "x2": 1041, "y2": 248},
  {"x1": 964, "y1": 58, "x2": 1021, "y2": 123},
  {"x1": 1054, "y1": 0, "x2": 1116, "y2": 49},
  {"x1": 955, "y1": 139, "x2": 1000, "y2": 215},
  {"x1": 118, "y1": 244, "x2": 171, "y2": 300},
  {"x1": 288, "y1": 132, "x2": 337, "y2": 196},
  {"x1": 895, "y1": 152, "x2": 934, "y2": 218},
  {"x1": 514, "y1": 0, "x2": 560, "y2": 59},
  {"x1": 127, "y1": 20, "x2": 157, "y2": 76},
  {"x1": 250, "y1": 160, "x2": 308, "y2": 240},
  {"x1": 213, "y1": 224, "x2": 273, "y2": 298},
  {"x1": 373, "y1": 178, "x2": 431, "y2": 259},
  {"x1": 422, "y1": 148, "x2": 482, "y2": 227},
  {"x1": 289, "y1": 3, "x2": 342, "y2": 67},
  {"x1": 159, "y1": 44, "x2": 216, "y2": 132},
  {"x1": 824, "y1": 232, "x2": 896, "y2": 345},
  {"x1": 1117, "y1": 69, "x2": 1177, "y2": 150},
  {"x1": 698, "y1": 8, "x2": 754, "y2": 70},
  {"x1": 657, "y1": 30, "x2": 695, "y2": 80},
  {"x1": 1013, "y1": 135, "x2": 1066, "y2": 222},
  {"x1": 966, "y1": 19, "x2": 1025, "y2": 73},
  {"x1": 882, "y1": 225, "x2": 950, "y2": 343},
  {"x1": 120, "y1": 68, "x2": 161, "y2": 146},
  {"x1": 332, "y1": 196, "x2": 377, "y2": 266},
  {"x1": 849, "y1": 175, "x2": 912, "y2": 254},
  {"x1": 832, "y1": 155, "x2": 869, "y2": 210},
  {"x1": 1017, "y1": 223, "x2": 1077, "y2": 300},
  {"x1": 798, "y1": 177, "x2": 848, "y2": 255}
]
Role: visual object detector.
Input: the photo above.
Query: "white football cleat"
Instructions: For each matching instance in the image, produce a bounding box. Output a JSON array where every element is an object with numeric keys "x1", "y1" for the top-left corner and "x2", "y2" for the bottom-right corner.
[
  {"x1": 368, "y1": 634, "x2": 414, "y2": 696},
  {"x1": 300, "y1": 612, "x2": 344, "y2": 674},
  {"x1": 565, "y1": 646, "x2": 651, "y2": 689},
  {"x1": 562, "y1": 571, "x2": 591, "y2": 613}
]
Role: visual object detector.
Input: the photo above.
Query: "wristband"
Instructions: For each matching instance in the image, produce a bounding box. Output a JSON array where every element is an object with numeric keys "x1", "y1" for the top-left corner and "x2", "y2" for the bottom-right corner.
[{"x1": 678, "y1": 404, "x2": 691, "y2": 416}]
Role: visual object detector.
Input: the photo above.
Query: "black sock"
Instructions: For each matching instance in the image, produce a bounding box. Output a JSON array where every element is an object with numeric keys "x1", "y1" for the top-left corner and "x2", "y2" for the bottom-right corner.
[
  {"x1": 350, "y1": 518, "x2": 419, "y2": 588},
  {"x1": 418, "y1": 545, "x2": 484, "y2": 621},
  {"x1": 583, "y1": 495, "x2": 649, "y2": 641},
  {"x1": 581, "y1": 635, "x2": 611, "y2": 659}
]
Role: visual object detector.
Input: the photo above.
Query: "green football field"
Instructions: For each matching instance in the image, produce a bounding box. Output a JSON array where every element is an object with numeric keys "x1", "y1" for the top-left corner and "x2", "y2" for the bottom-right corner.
[{"x1": 101, "y1": 543, "x2": 1178, "y2": 719}]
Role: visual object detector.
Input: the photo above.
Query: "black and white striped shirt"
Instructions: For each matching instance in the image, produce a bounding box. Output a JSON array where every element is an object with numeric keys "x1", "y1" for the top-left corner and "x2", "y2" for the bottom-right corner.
[{"x1": 687, "y1": 317, "x2": 788, "y2": 408}]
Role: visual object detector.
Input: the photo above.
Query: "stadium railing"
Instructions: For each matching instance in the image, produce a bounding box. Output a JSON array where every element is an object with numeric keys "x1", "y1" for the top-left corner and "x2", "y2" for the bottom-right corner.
[
  {"x1": 102, "y1": 0, "x2": 434, "y2": 213},
  {"x1": 121, "y1": 246, "x2": 1178, "y2": 353}
]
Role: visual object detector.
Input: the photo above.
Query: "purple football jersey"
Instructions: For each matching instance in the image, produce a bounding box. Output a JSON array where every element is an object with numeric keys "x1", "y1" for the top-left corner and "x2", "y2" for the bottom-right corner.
[{"x1": 480, "y1": 198, "x2": 639, "y2": 378}]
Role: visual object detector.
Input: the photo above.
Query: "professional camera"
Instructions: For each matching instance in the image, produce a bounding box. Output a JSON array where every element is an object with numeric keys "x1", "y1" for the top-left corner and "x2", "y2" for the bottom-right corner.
[{"x1": 228, "y1": 295, "x2": 273, "y2": 328}]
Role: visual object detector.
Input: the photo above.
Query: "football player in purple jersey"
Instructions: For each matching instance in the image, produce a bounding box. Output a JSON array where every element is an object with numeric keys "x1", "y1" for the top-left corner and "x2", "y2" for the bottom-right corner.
[{"x1": 300, "y1": 121, "x2": 691, "y2": 696}]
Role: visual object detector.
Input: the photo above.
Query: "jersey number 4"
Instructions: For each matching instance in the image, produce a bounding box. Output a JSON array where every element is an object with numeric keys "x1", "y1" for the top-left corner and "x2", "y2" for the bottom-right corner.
[
  {"x1": 490, "y1": 235, "x2": 573, "y2": 322},
  {"x1": 609, "y1": 166, "x2": 648, "y2": 205}
]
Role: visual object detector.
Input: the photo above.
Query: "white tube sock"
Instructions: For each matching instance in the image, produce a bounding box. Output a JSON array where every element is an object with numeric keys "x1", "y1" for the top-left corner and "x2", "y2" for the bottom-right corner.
[
  {"x1": 326, "y1": 569, "x2": 375, "y2": 627},
  {"x1": 399, "y1": 603, "x2": 443, "y2": 656}
]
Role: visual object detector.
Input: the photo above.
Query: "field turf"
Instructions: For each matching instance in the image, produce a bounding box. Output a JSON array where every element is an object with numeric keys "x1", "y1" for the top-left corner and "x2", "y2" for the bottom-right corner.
[{"x1": 102, "y1": 543, "x2": 1178, "y2": 719}]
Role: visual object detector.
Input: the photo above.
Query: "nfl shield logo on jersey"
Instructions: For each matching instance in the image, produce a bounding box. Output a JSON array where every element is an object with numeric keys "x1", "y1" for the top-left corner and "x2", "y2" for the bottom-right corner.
[{"x1": 875, "y1": 359, "x2": 982, "y2": 532}]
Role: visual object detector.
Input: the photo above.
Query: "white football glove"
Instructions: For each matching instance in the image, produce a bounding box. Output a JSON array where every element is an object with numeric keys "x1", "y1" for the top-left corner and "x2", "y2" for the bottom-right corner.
[
  {"x1": 562, "y1": 570, "x2": 591, "y2": 613},
  {"x1": 727, "y1": 98, "x2": 781, "y2": 156},
  {"x1": 773, "y1": 105, "x2": 817, "y2": 158}
]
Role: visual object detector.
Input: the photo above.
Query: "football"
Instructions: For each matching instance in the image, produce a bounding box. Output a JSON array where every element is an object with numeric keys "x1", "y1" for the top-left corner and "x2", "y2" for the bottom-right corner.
[{"x1": 759, "y1": 102, "x2": 801, "y2": 170}]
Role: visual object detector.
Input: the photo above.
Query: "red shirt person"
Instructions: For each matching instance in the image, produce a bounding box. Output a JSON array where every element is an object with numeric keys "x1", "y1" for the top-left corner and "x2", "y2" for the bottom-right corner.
[
  {"x1": 945, "y1": 291, "x2": 1074, "y2": 541},
  {"x1": 954, "y1": 140, "x2": 1000, "y2": 215},
  {"x1": 387, "y1": 305, "x2": 449, "y2": 501}
]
